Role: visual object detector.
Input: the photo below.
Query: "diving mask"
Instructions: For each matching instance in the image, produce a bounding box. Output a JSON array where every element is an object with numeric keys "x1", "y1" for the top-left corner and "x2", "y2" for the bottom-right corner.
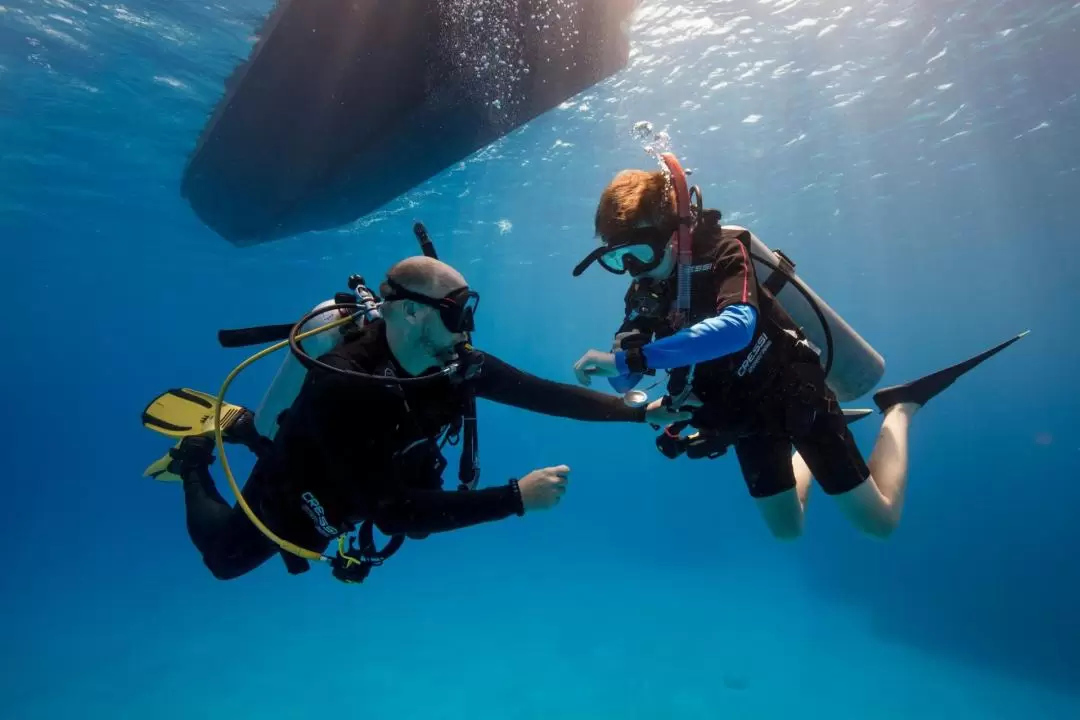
[
  {"x1": 572, "y1": 225, "x2": 672, "y2": 277},
  {"x1": 383, "y1": 278, "x2": 479, "y2": 334}
]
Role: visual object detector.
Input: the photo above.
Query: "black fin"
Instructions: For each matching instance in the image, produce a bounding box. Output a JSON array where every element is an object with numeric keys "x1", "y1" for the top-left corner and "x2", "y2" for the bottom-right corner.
[{"x1": 873, "y1": 331, "x2": 1030, "y2": 413}]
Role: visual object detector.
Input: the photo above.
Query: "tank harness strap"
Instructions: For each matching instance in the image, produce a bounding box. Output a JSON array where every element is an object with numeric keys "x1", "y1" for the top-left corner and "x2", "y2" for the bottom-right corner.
[
  {"x1": 217, "y1": 323, "x2": 296, "y2": 348},
  {"x1": 761, "y1": 249, "x2": 796, "y2": 297},
  {"x1": 458, "y1": 392, "x2": 480, "y2": 491},
  {"x1": 374, "y1": 343, "x2": 481, "y2": 493},
  {"x1": 452, "y1": 346, "x2": 486, "y2": 491},
  {"x1": 734, "y1": 233, "x2": 836, "y2": 378},
  {"x1": 218, "y1": 293, "x2": 356, "y2": 348}
]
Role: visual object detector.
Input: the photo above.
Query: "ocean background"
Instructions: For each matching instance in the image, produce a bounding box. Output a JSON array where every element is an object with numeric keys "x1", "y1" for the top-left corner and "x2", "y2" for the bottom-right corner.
[{"x1": 2, "y1": 0, "x2": 1079, "y2": 718}]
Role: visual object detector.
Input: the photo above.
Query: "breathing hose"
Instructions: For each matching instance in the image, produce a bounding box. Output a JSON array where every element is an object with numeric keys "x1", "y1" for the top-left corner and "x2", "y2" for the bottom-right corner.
[{"x1": 212, "y1": 313, "x2": 356, "y2": 563}]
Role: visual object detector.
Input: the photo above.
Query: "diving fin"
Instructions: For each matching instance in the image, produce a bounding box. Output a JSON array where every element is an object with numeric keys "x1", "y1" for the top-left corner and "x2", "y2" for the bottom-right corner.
[
  {"x1": 142, "y1": 436, "x2": 218, "y2": 483},
  {"x1": 143, "y1": 444, "x2": 182, "y2": 482},
  {"x1": 873, "y1": 330, "x2": 1030, "y2": 413},
  {"x1": 141, "y1": 388, "x2": 246, "y2": 438}
]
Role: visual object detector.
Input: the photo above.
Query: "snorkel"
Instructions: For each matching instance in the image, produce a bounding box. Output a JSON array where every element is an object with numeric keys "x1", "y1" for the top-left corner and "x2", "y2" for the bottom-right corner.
[{"x1": 657, "y1": 152, "x2": 695, "y2": 328}]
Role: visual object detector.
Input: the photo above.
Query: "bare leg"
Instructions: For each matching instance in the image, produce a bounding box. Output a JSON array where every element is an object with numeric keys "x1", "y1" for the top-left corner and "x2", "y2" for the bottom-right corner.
[
  {"x1": 753, "y1": 489, "x2": 804, "y2": 540},
  {"x1": 833, "y1": 402, "x2": 918, "y2": 538},
  {"x1": 751, "y1": 451, "x2": 814, "y2": 540},
  {"x1": 739, "y1": 436, "x2": 808, "y2": 540},
  {"x1": 792, "y1": 450, "x2": 813, "y2": 510},
  {"x1": 833, "y1": 330, "x2": 1030, "y2": 538}
]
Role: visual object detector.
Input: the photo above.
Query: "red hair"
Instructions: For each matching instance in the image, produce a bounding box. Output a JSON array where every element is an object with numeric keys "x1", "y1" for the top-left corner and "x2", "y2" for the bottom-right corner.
[{"x1": 594, "y1": 169, "x2": 677, "y2": 240}]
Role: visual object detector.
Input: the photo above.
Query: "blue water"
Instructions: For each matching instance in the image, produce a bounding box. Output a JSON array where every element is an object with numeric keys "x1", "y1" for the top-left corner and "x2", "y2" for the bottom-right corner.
[{"x1": 3, "y1": 0, "x2": 1079, "y2": 717}]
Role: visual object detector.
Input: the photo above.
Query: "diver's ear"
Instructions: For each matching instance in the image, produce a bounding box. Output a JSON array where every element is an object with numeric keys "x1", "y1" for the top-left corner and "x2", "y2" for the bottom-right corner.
[{"x1": 402, "y1": 300, "x2": 428, "y2": 326}]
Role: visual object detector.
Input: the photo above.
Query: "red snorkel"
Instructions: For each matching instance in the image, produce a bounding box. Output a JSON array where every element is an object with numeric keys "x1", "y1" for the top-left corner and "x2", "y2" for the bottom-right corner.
[{"x1": 657, "y1": 152, "x2": 694, "y2": 327}]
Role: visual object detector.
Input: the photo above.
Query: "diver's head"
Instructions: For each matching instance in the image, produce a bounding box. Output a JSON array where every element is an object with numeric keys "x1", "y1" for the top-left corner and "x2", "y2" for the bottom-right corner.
[
  {"x1": 380, "y1": 256, "x2": 479, "y2": 374},
  {"x1": 572, "y1": 169, "x2": 678, "y2": 280}
]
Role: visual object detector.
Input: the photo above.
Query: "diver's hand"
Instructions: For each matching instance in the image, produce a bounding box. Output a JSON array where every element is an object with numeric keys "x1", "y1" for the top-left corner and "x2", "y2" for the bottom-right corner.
[
  {"x1": 645, "y1": 398, "x2": 695, "y2": 426},
  {"x1": 518, "y1": 465, "x2": 570, "y2": 511},
  {"x1": 573, "y1": 350, "x2": 619, "y2": 386}
]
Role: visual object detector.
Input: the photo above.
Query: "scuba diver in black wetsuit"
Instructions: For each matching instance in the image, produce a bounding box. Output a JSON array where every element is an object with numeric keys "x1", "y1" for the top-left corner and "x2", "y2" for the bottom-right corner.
[
  {"x1": 143, "y1": 249, "x2": 690, "y2": 583},
  {"x1": 570, "y1": 152, "x2": 1028, "y2": 541}
]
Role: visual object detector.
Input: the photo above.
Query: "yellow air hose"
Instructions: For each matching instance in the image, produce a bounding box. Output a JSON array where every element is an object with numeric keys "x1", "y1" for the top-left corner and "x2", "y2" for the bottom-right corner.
[{"x1": 211, "y1": 313, "x2": 355, "y2": 564}]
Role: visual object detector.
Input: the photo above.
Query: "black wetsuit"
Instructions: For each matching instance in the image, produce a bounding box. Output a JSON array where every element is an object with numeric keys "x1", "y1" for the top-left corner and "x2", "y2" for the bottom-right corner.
[
  {"x1": 180, "y1": 319, "x2": 645, "y2": 580},
  {"x1": 617, "y1": 210, "x2": 871, "y2": 499}
]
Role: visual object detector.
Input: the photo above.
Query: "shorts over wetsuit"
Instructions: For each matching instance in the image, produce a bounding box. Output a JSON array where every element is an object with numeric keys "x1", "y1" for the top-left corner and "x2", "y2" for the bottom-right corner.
[
  {"x1": 607, "y1": 210, "x2": 871, "y2": 500},
  {"x1": 176, "y1": 319, "x2": 646, "y2": 580}
]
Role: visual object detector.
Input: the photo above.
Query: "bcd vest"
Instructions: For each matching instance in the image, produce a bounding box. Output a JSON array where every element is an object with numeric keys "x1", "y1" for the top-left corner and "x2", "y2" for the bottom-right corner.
[{"x1": 620, "y1": 215, "x2": 823, "y2": 432}]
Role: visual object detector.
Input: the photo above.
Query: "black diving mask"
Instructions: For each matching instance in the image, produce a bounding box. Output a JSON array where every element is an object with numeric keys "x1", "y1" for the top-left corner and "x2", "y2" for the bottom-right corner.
[
  {"x1": 572, "y1": 226, "x2": 671, "y2": 277},
  {"x1": 384, "y1": 278, "x2": 479, "y2": 334}
]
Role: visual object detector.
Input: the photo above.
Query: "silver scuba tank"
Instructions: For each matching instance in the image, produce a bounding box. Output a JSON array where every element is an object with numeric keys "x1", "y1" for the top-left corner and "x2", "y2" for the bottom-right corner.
[
  {"x1": 253, "y1": 282, "x2": 381, "y2": 439},
  {"x1": 733, "y1": 226, "x2": 885, "y2": 402}
]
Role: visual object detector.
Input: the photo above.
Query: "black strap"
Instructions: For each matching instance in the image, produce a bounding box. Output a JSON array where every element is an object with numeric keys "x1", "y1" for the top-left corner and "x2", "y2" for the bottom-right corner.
[
  {"x1": 217, "y1": 323, "x2": 296, "y2": 348},
  {"x1": 218, "y1": 293, "x2": 355, "y2": 348},
  {"x1": 737, "y1": 237, "x2": 835, "y2": 379},
  {"x1": 624, "y1": 346, "x2": 648, "y2": 374},
  {"x1": 761, "y1": 249, "x2": 796, "y2": 296},
  {"x1": 356, "y1": 520, "x2": 405, "y2": 562},
  {"x1": 224, "y1": 222, "x2": 437, "y2": 351},
  {"x1": 457, "y1": 391, "x2": 480, "y2": 490}
]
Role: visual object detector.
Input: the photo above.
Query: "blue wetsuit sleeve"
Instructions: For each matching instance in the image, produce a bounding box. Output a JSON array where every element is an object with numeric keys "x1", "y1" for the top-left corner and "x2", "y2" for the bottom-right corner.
[
  {"x1": 608, "y1": 373, "x2": 643, "y2": 393},
  {"x1": 614, "y1": 304, "x2": 758, "y2": 372}
]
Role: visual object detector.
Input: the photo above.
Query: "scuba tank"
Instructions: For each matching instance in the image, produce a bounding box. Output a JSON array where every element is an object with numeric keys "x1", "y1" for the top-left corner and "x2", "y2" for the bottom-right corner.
[
  {"x1": 736, "y1": 226, "x2": 885, "y2": 402},
  {"x1": 219, "y1": 223, "x2": 442, "y2": 439},
  {"x1": 253, "y1": 277, "x2": 381, "y2": 439}
]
